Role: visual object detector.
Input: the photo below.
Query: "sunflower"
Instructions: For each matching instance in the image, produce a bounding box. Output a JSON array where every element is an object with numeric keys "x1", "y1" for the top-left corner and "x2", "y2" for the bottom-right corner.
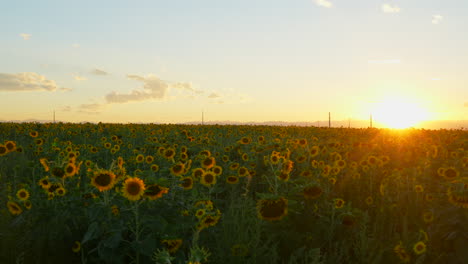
[
  {"x1": 150, "y1": 164, "x2": 159, "y2": 172},
  {"x1": 226, "y1": 176, "x2": 239, "y2": 184},
  {"x1": 5, "y1": 141, "x2": 16, "y2": 152},
  {"x1": 35, "y1": 138, "x2": 44, "y2": 146},
  {"x1": 277, "y1": 171, "x2": 290, "y2": 182},
  {"x1": 122, "y1": 177, "x2": 146, "y2": 201},
  {"x1": 298, "y1": 138, "x2": 307, "y2": 147},
  {"x1": 192, "y1": 168, "x2": 205, "y2": 180},
  {"x1": 29, "y1": 131, "x2": 39, "y2": 137},
  {"x1": 199, "y1": 150, "x2": 211, "y2": 157},
  {"x1": 414, "y1": 185, "x2": 424, "y2": 193},
  {"x1": 365, "y1": 196, "x2": 374, "y2": 205},
  {"x1": 16, "y1": 188, "x2": 30, "y2": 201},
  {"x1": 180, "y1": 152, "x2": 188, "y2": 161},
  {"x1": 111, "y1": 205, "x2": 120, "y2": 216},
  {"x1": 135, "y1": 154, "x2": 144, "y2": 163},
  {"x1": 161, "y1": 239, "x2": 182, "y2": 254},
  {"x1": 310, "y1": 146, "x2": 320, "y2": 158},
  {"x1": 443, "y1": 167, "x2": 459, "y2": 181},
  {"x1": 394, "y1": 243, "x2": 410, "y2": 263},
  {"x1": 239, "y1": 137, "x2": 252, "y2": 145},
  {"x1": 201, "y1": 171, "x2": 217, "y2": 187},
  {"x1": 180, "y1": 177, "x2": 194, "y2": 190},
  {"x1": 200, "y1": 214, "x2": 221, "y2": 228},
  {"x1": 334, "y1": 198, "x2": 345, "y2": 209},
  {"x1": 229, "y1": 162, "x2": 240, "y2": 170},
  {"x1": 335, "y1": 159, "x2": 346, "y2": 169},
  {"x1": 64, "y1": 163, "x2": 77, "y2": 178},
  {"x1": 201, "y1": 156, "x2": 216, "y2": 170},
  {"x1": 91, "y1": 170, "x2": 116, "y2": 192},
  {"x1": 413, "y1": 241, "x2": 426, "y2": 255},
  {"x1": 303, "y1": 185, "x2": 323, "y2": 200},
  {"x1": 447, "y1": 184, "x2": 468, "y2": 208},
  {"x1": 7, "y1": 201, "x2": 23, "y2": 215},
  {"x1": 145, "y1": 155, "x2": 154, "y2": 164},
  {"x1": 238, "y1": 166, "x2": 249, "y2": 177},
  {"x1": 195, "y1": 208, "x2": 206, "y2": 219},
  {"x1": 170, "y1": 162, "x2": 186, "y2": 177},
  {"x1": 72, "y1": 241, "x2": 81, "y2": 253},
  {"x1": 0, "y1": 144, "x2": 7, "y2": 156},
  {"x1": 257, "y1": 197, "x2": 288, "y2": 221},
  {"x1": 241, "y1": 153, "x2": 249, "y2": 161},
  {"x1": 423, "y1": 211, "x2": 434, "y2": 223},
  {"x1": 56, "y1": 187, "x2": 66, "y2": 196},
  {"x1": 211, "y1": 165, "x2": 223, "y2": 176},
  {"x1": 23, "y1": 200, "x2": 32, "y2": 210},
  {"x1": 163, "y1": 148, "x2": 176, "y2": 160}
]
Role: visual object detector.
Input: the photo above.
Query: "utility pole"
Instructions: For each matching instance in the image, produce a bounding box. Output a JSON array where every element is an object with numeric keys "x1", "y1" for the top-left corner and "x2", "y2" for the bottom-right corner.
[
  {"x1": 53, "y1": 110, "x2": 55, "y2": 123},
  {"x1": 370, "y1": 114, "x2": 373, "y2": 128},
  {"x1": 328, "y1": 112, "x2": 331, "y2": 128},
  {"x1": 202, "y1": 110, "x2": 204, "y2": 125}
]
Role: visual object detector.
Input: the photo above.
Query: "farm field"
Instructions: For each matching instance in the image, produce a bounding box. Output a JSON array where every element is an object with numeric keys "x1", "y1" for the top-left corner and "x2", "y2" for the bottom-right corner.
[{"x1": 0, "y1": 122, "x2": 467, "y2": 264}]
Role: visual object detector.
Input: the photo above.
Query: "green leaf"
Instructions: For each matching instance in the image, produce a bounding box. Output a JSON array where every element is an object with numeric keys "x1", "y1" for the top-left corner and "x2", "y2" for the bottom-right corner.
[{"x1": 82, "y1": 222, "x2": 100, "y2": 244}]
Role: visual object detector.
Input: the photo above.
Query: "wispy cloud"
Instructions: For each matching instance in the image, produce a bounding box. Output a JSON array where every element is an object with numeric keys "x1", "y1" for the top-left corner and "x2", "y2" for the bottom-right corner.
[
  {"x1": 59, "y1": 106, "x2": 72, "y2": 112},
  {"x1": 91, "y1": 68, "x2": 109, "y2": 76},
  {"x1": 73, "y1": 75, "x2": 87, "y2": 81},
  {"x1": 105, "y1": 74, "x2": 171, "y2": 104},
  {"x1": 315, "y1": 0, "x2": 332, "y2": 8},
  {"x1": 368, "y1": 59, "x2": 401, "y2": 64},
  {"x1": 432, "y1": 15, "x2": 443, "y2": 24},
  {"x1": 0, "y1": 72, "x2": 63, "y2": 92},
  {"x1": 72, "y1": 43, "x2": 80, "y2": 48},
  {"x1": 78, "y1": 103, "x2": 106, "y2": 114},
  {"x1": 19, "y1": 33, "x2": 31, "y2": 40},
  {"x1": 382, "y1": 4, "x2": 400, "y2": 13},
  {"x1": 207, "y1": 92, "x2": 221, "y2": 99}
]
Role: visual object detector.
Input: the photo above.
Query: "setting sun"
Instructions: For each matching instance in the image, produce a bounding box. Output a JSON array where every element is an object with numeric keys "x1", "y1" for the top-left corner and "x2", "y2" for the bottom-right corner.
[{"x1": 372, "y1": 97, "x2": 430, "y2": 129}]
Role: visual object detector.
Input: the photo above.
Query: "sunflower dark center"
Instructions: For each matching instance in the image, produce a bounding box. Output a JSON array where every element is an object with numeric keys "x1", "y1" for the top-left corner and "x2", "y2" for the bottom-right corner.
[
  {"x1": 127, "y1": 182, "x2": 141, "y2": 195},
  {"x1": 204, "y1": 174, "x2": 214, "y2": 183},
  {"x1": 260, "y1": 200, "x2": 286, "y2": 218},
  {"x1": 95, "y1": 173, "x2": 112, "y2": 186}
]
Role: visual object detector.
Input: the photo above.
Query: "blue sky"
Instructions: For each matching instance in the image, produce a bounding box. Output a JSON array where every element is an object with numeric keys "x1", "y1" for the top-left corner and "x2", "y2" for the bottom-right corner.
[{"x1": 1, "y1": 0, "x2": 467, "y2": 126}]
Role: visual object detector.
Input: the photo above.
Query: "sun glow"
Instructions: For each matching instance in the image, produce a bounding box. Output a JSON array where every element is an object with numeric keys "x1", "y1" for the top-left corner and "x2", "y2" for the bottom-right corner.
[{"x1": 372, "y1": 97, "x2": 430, "y2": 129}]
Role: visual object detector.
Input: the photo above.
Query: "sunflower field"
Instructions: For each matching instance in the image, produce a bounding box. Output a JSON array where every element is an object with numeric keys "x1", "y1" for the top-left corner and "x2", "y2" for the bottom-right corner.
[{"x1": 0, "y1": 122, "x2": 467, "y2": 264}]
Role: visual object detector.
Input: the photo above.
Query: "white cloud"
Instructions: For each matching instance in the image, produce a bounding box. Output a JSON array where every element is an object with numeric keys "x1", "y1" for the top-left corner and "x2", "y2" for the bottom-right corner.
[
  {"x1": 432, "y1": 15, "x2": 443, "y2": 24},
  {"x1": 105, "y1": 74, "x2": 170, "y2": 103},
  {"x1": 0, "y1": 72, "x2": 60, "y2": 92},
  {"x1": 382, "y1": 4, "x2": 400, "y2": 13},
  {"x1": 19, "y1": 33, "x2": 31, "y2": 40},
  {"x1": 315, "y1": 0, "x2": 332, "y2": 8},
  {"x1": 91, "y1": 68, "x2": 108, "y2": 76}
]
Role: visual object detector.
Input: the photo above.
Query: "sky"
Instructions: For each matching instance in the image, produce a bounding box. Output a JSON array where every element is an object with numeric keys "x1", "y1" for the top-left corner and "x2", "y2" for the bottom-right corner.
[{"x1": 1, "y1": 0, "x2": 467, "y2": 127}]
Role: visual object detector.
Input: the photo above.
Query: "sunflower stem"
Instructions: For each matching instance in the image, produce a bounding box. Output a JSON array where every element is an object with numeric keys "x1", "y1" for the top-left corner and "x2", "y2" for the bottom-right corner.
[{"x1": 133, "y1": 201, "x2": 141, "y2": 264}]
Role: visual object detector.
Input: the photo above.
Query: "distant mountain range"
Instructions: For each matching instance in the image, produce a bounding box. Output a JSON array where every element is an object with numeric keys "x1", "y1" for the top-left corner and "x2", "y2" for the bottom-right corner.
[{"x1": 1, "y1": 119, "x2": 467, "y2": 130}]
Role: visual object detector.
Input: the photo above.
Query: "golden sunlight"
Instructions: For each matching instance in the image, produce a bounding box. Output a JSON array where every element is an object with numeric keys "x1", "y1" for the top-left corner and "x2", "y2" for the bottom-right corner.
[{"x1": 372, "y1": 97, "x2": 430, "y2": 129}]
